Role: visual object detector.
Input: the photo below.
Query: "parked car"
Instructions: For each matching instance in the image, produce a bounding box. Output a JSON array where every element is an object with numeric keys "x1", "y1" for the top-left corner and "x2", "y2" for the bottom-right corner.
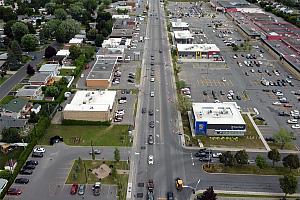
[
  {"x1": 26, "y1": 160, "x2": 38, "y2": 166},
  {"x1": 23, "y1": 164, "x2": 35, "y2": 170},
  {"x1": 33, "y1": 147, "x2": 45, "y2": 153},
  {"x1": 70, "y1": 183, "x2": 79, "y2": 195},
  {"x1": 7, "y1": 188, "x2": 22, "y2": 195},
  {"x1": 50, "y1": 136, "x2": 63, "y2": 145},
  {"x1": 78, "y1": 184, "x2": 86, "y2": 195},
  {"x1": 15, "y1": 178, "x2": 29, "y2": 184},
  {"x1": 149, "y1": 121, "x2": 155, "y2": 128},
  {"x1": 292, "y1": 124, "x2": 300, "y2": 129},
  {"x1": 89, "y1": 149, "x2": 101, "y2": 154},
  {"x1": 20, "y1": 169, "x2": 33, "y2": 175},
  {"x1": 167, "y1": 191, "x2": 174, "y2": 200},
  {"x1": 148, "y1": 135, "x2": 154, "y2": 145},
  {"x1": 92, "y1": 182, "x2": 101, "y2": 196},
  {"x1": 32, "y1": 152, "x2": 43, "y2": 158}
]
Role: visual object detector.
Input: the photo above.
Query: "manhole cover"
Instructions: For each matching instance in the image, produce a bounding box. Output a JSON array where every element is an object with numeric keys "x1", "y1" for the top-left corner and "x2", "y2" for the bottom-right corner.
[
  {"x1": 136, "y1": 193, "x2": 143, "y2": 198},
  {"x1": 138, "y1": 183, "x2": 144, "y2": 187}
]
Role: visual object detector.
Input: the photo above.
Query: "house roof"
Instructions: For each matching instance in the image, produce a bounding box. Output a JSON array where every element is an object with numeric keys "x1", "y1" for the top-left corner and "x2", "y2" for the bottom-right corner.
[
  {"x1": 2, "y1": 98, "x2": 28, "y2": 113},
  {"x1": 29, "y1": 72, "x2": 52, "y2": 83},
  {"x1": 0, "y1": 178, "x2": 8, "y2": 194},
  {"x1": 16, "y1": 85, "x2": 41, "y2": 97},
  {"x1": 0, "y1": 115, "x2": 28, "y2": 132},
  {"x1": 39, "y1": 63, "x2": 59, "y2": 72},
  {"x1": 32, "y1": 104, "x2": 41, "y2": 109}
]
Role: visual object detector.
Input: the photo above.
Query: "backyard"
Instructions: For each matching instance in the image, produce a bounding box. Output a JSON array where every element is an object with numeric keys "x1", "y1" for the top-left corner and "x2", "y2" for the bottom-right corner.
[
  {"x1": 0, "y1": 147, "x2": 24, "y2": 169},
  {"x1": 39, "y1": 125, "x2": 132, "y2": 146}
]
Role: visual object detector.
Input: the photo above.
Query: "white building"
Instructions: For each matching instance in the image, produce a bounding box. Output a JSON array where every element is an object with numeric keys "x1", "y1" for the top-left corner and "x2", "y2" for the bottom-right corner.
[
  {"x1": 112, "y1": 15, "x2": 130, "y2": 19},
  {"x1": 177, "y1": 44, "x2": 220, "y2": 59},
  {"x1": 173, "y1": 30, "x2": 194, "y2": 44},
  {"x1": 69, "y1": 38, "x2": 84, "y2": 45},
  {"x1": 192, "y1": 102, "x2": 246, "y2": 136},
  {"x1": 0, "y1": 0, "x2": 4, "y2": 6},
  {"x1": 102, "y1": 38, "x2": 131, "y2": 48},
  {"x1": 171, "y1": 19, "x2": 189, "y2": 31},
  {"x1": 63, "y1": 90, "x2": 117, "y2": 121},
  {"x1": 39, "y1": 63, "x2": 60, "y2": 76},
  {"x1": 56, "y1": 49, "x2": 70, "y2": 57}
]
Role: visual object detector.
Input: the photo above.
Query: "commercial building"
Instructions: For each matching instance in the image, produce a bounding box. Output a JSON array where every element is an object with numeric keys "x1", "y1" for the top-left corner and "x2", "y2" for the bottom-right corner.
[
  {"x1": 192, "y1": 102, "x2": 246, "y2": 136},
  {"x1": 86, "y1": 58, "x2": 118, "y2": 88},
  {"x1": 63, "y1": 90, "x2": 116, "y2": 121},
  {"x1": 177, "y1": 44, "x2": 220, "y2": 59},
  {"x1": 102, "y1": 38, "x2": 131, "y2": 49},
  {"x1": 173, "y1": 30, "x2": 194, "y2": 44},
  {"x1": 171, "y1": 19, "x2": 189, "y2": 31}
]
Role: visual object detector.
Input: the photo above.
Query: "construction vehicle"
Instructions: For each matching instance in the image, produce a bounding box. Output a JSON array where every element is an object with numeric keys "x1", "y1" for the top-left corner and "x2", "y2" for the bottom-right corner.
[{"x1": 175, "y1": 178, "x2": 183, "y2": 191}]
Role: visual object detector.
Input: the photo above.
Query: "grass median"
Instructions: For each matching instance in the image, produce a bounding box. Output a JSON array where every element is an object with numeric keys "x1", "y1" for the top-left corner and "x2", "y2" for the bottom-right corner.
[
  {"x1": 39, "y1": 125, "x2": 132, "y2": 146},
  {"x1": 203, "y1": 163, "x2": 300, "y2": 176}
]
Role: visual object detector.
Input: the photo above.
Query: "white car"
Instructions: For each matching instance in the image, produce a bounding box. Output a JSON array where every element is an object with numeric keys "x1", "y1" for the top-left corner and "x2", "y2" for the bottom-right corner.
[
  {"x1": 33, "y1": 147, "x2": 45, "y2": 153},
  {"x1": 222, "y1": 77, "x2": 226, "y2": 82},
  {"x1": 119, "y1": 100, "x2": 127, "y2": 104},
  {"x1": 150, "y1": 92, "x2": 154, "y2": 97},
  {"x1": 272, "y1": 102, "x2": 282, "y2": 105},
  {"x1": 275, "y1": 92, "x2": 283, "y2": 96},
  {"x1": 214, "y1": 100, "x2": 220, "y2": 103},
  {"x1": 287, "y1": 119, "x2": 298, "y2": 124},
  {"x1": 292, "y1": 124, "x2": 300, "y2": 129},
  {"x1": 150, "y1": 78, "x2": 155, "y2": 82},
  {"x1": 148, "y1": 155, "x2": 154, "y2": 165},
  {"x1": 212, "y1": 153, "x2": 222, "y2": 158},
  {"x1": 80, "y1": 74, "x2": 84, "y2": 78}
]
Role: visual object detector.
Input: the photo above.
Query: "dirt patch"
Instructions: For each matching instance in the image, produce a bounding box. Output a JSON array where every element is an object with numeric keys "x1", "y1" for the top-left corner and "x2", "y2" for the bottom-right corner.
[{"x1": 92, "y1": 164, "x2": 111, "y2": 179}]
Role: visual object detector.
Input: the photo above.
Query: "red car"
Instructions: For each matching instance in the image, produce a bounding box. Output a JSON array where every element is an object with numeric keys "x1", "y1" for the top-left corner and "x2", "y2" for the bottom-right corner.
[
  {"x1": 7, "y1": 188, "x2": 22, "y2": 195},
  {"x1": 70, "y1": 183, "x2": 78, "y2": 195}
]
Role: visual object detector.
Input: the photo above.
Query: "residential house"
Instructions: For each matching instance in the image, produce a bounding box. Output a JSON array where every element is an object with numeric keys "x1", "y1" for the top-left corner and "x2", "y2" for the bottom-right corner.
[
  {"x1": 16, "y1": 85, "x2": 43, "y2": 100},
  {"x1": 0, "y1": 115, "x2": 28, "y2": 134},
  {"x1": 1, "y1": 98, "x2": 30, "y2": 119},
  {"x1": 39, "y1": 63, "x2": 60, "y2": 76},
  {"x1": 0, "y1": 179, "x2": 8, "y2": 194},
  {"x1": 28, "y1": 72, "x2": 53, "y2": 86}
]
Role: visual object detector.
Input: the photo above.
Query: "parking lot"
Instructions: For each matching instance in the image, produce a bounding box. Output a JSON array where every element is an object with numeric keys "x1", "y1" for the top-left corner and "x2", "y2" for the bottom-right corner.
[
  {"x1": 114, "y1": 90, "x2": 136, "y2": 125},
  {"x1": 4, "y1": 144, "x2": 131, "y2": 200},
  {"x1": 169, "y1": 2, "x2": 300, "y2": 144}
]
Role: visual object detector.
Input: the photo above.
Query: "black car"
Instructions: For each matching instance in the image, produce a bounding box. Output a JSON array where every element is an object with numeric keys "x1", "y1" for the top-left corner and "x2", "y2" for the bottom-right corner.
[
  {"x1": 194, "y1": 152, "x2": 207, "y2": 157},
  {"x1": 159, "y1": 50, "x2": 162, "y2": 53},
  {"x1": 26, "y1": 160, "x2": 38, "y2": 166},
  {"x1": 50, "y1": 135, "x2": 63, "y2": 145},
  {"x1": 265, "y1": 137, "x2": 275, "y2": 143},
  {"x1": 199, "y1": 157, "x2": 212, "y2": 162},
  {"x1": 32, "y1": 152, "x2": 43, "y2": 158},
  {"x1": 15, "y1": 178, "x2": 29, "y2": 184},
  {"x1": 128, "y1": 79, "x2": 135, "y2": 83},
  {"x1": 149, "y1": 121, "x2": 155, "y2": 128},
  {"x1": 149, "y1": 109, "x2": 154, "y2": 116},
  {"x1": 128, "y1": 74, "x2": 135, "y2": 79},
  {"x1": 167, "y1": 192, "x2": 174, "y2": 200},
  {"x1": 20, "y1": 169, "x2": 33, "y2": 175},
  {"x1": 142, "y1": 108, "x2": 147, "y2": 113},
  {"x1": 203, "y1": 91, "x2": 207, "y2": 95},
  {"x1": 23, "y1": 165, "x2": 35, "y2": 170},
  {"x1": 148, "y1": 135, "x2": 154, "y2": 145}
]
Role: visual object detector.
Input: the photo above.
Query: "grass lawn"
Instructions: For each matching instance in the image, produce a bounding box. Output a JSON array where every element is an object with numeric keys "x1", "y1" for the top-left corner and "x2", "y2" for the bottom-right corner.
[
  {"x1": 135, "y1": 67, "x2": 141, "y2": 84},
  {"x1": 39, "y1": 125, "x2": 132, "y2": 146},
  {"x1": 0, "y1": 75, "x2": 11, "y2": 86},
  {"x1": 66, "y1": 160, "x2": 129, "y2": 200},
  {"x1": 217, "y1": 193, "x2": 297, "y2": 199},
  {"x1": 60, "y1": 68, "x2": 75, "y2": 76},
  {"x1": 182, "y1": 113, "x2": 199, "y2": 146},
  {"x1": 0, "y1": 147, "x2": 24, "y2": 169},
  {"x1": 203, "y1": 163, "x2": 300, "y2": 176},
  {"x1": 0, "y1": 96, "x2": 14, "y2": 105},
  {"x1": 12, "y1": 83, "x2": 25, "y2": 91},
  {"x1": 268, "y1": 142, "x2": 297, "y2": 151},
  {"x1": 199, "y1": 114, "x2": 265, "y2": 149}
]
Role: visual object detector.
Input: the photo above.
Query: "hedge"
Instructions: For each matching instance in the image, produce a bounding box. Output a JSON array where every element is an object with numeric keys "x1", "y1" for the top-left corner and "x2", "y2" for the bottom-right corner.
[
  {"x1": 0, "y1": 117, "x2": 50, "y2": 199},
  {"x1": 62, "y1": 119, "x2": 111, "y2": 126}
]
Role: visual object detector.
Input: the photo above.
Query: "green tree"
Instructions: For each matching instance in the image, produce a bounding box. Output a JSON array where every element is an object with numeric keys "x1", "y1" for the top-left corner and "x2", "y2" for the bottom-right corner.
[
  {"x1": 7, "y1": 40, "x2": 22, "y2": 70},
  {"x1": 0, "y1": 170, "x2": 12, "y2": 180},
  {"x1": 95, "y1": 34, "x2": 104, "y2": 47},
  {"x1": 1, "y1": 7, "x2": 17, "y2": 22},
  {"x1": 69, "y1": 45, "x2": 82, "y2": 60},
  {"x1": 29, "y1": 111, "x2": 39, "y2": 123},
  {"x1": 111, "y1": 166, "x2": 117, "y2": 178},
  {"x1": 234, "y1": 150, "x2": 248, "y2": 165},
  {"x1": 102, "y1": 0, "x2": 112, "y2": 7},
  {"x1": 69, "y1": 4, "x2": 84, "y2": 21},
  {"x1": 45, "y1": 2, "x2": 56, "y2": 14},
  {"x1": 114, "y1": 148, "x2": 120, "y2": 162},
  {"x1": 11, "y1": 22, "x2": 29, "y2": 42},
  {"x1": 177, "y1": 94, "x2": 192, "y2": 113},
  {"x1": 45, "y1": 86, "x2": 60, "y2": 97},
  {"x1": 282, "y1": 154, "x2": 300, "y2": 171},
  {"x1": 40, "y1": 19, "x2": 61, "y2": 40},
  {"x1": 26, "y1": 64, "x2": 35, "y2": 75},
  {"x1": 83, "y1": 0, "x2": 97, "y2": 12},
  {"x1": 54, "y1": 8, "x2": 68, "y2": 20},
  {"x1": 1, "y1": 128, "x2": 20, "y2": 143},
  {"x1": 26, "y1": 22, "x2": 36, "y2": 34},
  {"x1": 219, "y1": 151, "x2": 236, "y2": 167},
  {"x1": 21, "y1": 34, "x2": 39, "y2": 51},
  {"x1": 199, "y1": 186, "x2": 217, "y2": 200},
  {"x1": 274, "y1": 129, "x2": 292, "y2": 149},
  {"x1": 232, "y1": 44, "x2": 239, "y2": 51},
  {"x1": 279, "y1": 175, "x2": 298, "y2": 197},
  {"x1": 55, "y1": 19, "x2": 80, "y2": 43},
  {"x1": 267, "y1": 149, "x2": 281, "y2": 167},
  {"x1": 44, "y1": 45, "x2": 57, "y2": 59},
  {"x1": 176, "y1": 80, "x2": 186, "y2": 89},
  {"x1": 87, "y1": 29, "x2": 97, "y2": 41},
  {"x1": 3, "y1": 20, "x2": 16, "y2": 38},
  {"x1": 255, "y1": 155, "x2": 267, "y2": 169}
]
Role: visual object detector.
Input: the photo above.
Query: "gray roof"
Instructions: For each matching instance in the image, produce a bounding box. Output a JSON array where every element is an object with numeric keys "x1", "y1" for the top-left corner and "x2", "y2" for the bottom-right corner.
[
  {"x1": 110, "y1": 29, "x2": 133, "y2": 38},
  {"x1": 86, "y1": 59, "x2": 116, "y2": 80},
  {"x1": 0, "y1": 115, "x2": 28, "y2": 133},
  {"x1": 29, "y1": 72, "x2": 51, "y2": 83},
  {"x1": 16, "y1": 85, "x2": 41, "y2": 97},
  {"x1": 32, "y1": 104, "x2": 41, "y2": 109},
  {"x1": 39, "y1": 63, "x2": 59, "y2": 72},
  {"x1": 0, "y1": 178, "x2": 8, "y2": 193},
  {"x1": 2, "y1": 98, "x2": 28, "y2": 113}
]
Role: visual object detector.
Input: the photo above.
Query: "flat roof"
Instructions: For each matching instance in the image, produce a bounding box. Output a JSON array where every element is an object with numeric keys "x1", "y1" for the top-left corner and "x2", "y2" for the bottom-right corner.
[
  {"x1": 177, "y1": 44, "x2": 220, "y2": 52},
  {"x1": 112, "y1": 15, "x2": 130, "y2": 19},
  {"x1": 174, "y1": 30, "x2": 194, "y2": 39},
  {"x1": 193, "y1": 102, "x2": 245, "y2": 125},
  {"x1": 16, "y1": 85, "x2": 41, "y2": 97},
  {"x1": 56, "y1": 49, "x2": 70, "y2": 56},
  {"x1": 39, "y1": 63, "x2": 59, "y2": 72},
  {"x1": 64, "y1": 90, "x2": 116, "y2": 112},
  {"x1": 69, "y1": 38, "x2": 83, "y2": 44},
  {"x1": 110, "y1": 29, "x2": 133, "y2": 38},
  {"x1": 86, "y1": 58, "x2": 117, "y2": 80},
  {"x1": 171, "y1": 20, "x2": 189, "y2": 28}
]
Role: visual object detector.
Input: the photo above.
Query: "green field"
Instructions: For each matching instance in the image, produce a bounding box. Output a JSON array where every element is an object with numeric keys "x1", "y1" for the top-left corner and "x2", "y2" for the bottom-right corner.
[
  {"x1": 199, "y1": 114, "x2": 265, "y2": 149},
  {"x1": 0, "y1": 96, "x2": 15, "y2": 105},
  {"x1": 39, "y1": 125, "x2": 132, "y2": 146},
  {"x1": 60, "y1": 68, "x2": 75, "y2": 76},
  {"x1": 203, "y1": 163, "x2": 300, "y2": 176}
]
